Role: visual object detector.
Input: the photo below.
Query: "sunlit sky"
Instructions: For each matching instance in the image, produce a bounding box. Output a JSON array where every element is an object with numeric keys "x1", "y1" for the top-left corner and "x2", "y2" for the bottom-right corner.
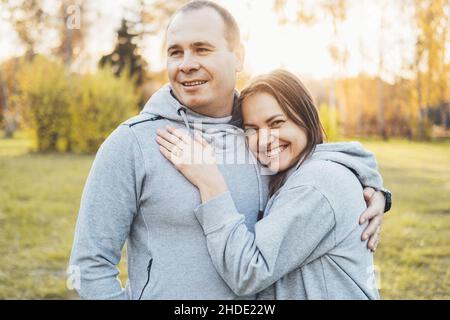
[{"x1": 0, "y1": 0, "x2": 446, "y2": 81}]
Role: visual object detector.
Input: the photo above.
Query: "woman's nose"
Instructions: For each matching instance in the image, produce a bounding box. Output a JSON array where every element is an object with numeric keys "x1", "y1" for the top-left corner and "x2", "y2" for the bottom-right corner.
[{"x1": 258, "y1": 128, "x2": 277, "y2": 150}]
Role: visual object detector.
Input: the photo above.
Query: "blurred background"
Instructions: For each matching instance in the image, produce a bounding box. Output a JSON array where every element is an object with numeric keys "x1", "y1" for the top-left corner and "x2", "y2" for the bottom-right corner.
[{"x1": 0, "y1": 0, "x2": 448, "y2": 299}]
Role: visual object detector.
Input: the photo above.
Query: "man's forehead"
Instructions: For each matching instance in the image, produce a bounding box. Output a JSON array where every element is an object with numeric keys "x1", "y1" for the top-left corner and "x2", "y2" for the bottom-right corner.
[{"x1": 166, "y1": 8, "x2": 227, "y2": 47}]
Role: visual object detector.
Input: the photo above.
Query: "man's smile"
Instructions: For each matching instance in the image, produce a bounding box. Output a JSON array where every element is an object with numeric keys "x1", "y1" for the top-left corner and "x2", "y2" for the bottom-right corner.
[{"x1": 181, "y1": 80, "x2": 208, "y2": 87}]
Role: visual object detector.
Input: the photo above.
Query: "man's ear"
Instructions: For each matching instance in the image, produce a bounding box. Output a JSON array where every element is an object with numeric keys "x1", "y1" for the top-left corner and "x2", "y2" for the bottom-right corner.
[{"x1": 234, "y1": 43, "x2": 245, "y2": 72}]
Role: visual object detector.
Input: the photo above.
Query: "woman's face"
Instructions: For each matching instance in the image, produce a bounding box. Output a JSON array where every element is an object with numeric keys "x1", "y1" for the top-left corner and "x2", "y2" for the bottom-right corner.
[{"x1": 242, "y1": 91, "x2": 308, "y2": 173}]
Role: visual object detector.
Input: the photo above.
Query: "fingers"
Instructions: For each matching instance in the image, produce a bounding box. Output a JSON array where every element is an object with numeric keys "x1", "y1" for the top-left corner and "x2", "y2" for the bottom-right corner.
[
  {"x1": 166, "y1": 125, "x2": 192, "y2": 144},
  {"x1": 360, "y1": 191, "x2": 384, "y2": 224},
  {"x1": 159, "y1": 144, "x2": 170, "y2": 159},
  {"x1": 159, "y1": 145, "x2": 177, "y2": 164},
  {"x1": 156, "y1": 126, "x2": 194, "y2": 162},
  {"x1": 367, "y1": 226, "x2": 381, "y2": 251},
  {"x1": 155, "y1": 135, "x2": 183, "y2": 154},
  {"x1": 361, "y1": 214, "x2": 382, "y2": 241},
  {"x1": 156, "y1": 127, "x2": 183, "y2": 146},
  {"x1": 359, "y1": 205, "x2": 378, "y2": 224},
  {"x1": 193, "y1": 130, "x2": 210, "y2": 147},
  {"x1": 157, "y1": 126, "x2": 214, "y2": 167},
  {"x1": 363, "y1": 187, "x2": 376, "y2": 202}
]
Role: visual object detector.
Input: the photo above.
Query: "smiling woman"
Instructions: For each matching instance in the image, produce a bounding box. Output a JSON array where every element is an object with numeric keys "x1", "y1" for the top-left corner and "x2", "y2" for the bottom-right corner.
[
  {"x1": 239, "y1": 70, "x2": 325, "y2": 196},
  {"x1": 241, "y1": 92, "x2": 309, "y2": 176}
]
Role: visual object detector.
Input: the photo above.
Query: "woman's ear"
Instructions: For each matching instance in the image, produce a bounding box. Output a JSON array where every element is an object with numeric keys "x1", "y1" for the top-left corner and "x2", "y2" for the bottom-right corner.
[{"x1": 234, "y1": 43, "x2": 245, "y2": 72}]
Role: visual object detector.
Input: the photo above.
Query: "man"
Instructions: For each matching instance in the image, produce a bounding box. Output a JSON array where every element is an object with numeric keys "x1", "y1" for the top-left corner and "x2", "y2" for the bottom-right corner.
[{"x1": 69, "y1": 1, "x2": 389, "y2": 300}]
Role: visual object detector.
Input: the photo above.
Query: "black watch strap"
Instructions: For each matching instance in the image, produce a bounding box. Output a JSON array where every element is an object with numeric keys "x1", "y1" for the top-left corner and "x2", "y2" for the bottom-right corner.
[{"x1": 380, "y1": 188, "x2": 392, "y2": 213}]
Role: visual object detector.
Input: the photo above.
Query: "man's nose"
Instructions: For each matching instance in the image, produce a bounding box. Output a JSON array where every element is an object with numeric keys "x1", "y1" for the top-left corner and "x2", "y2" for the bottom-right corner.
[{"x1": 178, "y1": 52, "x2": 200, "y2": 73}]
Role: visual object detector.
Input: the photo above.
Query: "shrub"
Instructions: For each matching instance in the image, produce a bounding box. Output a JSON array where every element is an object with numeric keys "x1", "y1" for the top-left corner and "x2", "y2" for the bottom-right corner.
[
  {"x1": 69, "y1": 67, "x2": 139, "y2": 154},
  {"x1": 18, "y1": 56, "x2": 72, "y2": 152},
  {"x1": 18, "y1": 57, "x2": 139, "y2": 153}
]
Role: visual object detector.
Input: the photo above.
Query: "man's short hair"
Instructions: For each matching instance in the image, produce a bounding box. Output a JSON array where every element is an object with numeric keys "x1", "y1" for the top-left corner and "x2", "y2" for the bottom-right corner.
[{"x1": 171, "y1": 0, "x2": 241, "y2": 50}]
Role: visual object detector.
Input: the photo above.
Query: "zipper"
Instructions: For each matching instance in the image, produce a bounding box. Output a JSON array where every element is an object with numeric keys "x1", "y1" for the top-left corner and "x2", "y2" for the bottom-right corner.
[{"x1": 138, "y1": 258, "x2": 153, "y2": 300}]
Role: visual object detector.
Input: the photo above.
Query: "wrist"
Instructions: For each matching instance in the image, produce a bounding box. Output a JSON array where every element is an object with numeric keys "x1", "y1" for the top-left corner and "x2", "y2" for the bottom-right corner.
[
  {"x1": 379, "y1": 188, "x2": 392, "y2": 213},
  {"x1": 198, "y1": 175, "x2": 228, "y2": 203}
]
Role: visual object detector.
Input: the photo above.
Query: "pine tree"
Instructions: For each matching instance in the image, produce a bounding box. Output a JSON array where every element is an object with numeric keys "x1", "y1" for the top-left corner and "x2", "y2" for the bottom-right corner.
[{"x1": 99, "y1": 19, "x2": 148, "y2": 87}]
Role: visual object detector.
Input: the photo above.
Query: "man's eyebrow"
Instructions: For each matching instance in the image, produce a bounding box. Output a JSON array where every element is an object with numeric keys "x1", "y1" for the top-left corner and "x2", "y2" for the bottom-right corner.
[
  {"x1": 191, "y1": 41, "x2": 215, "y2": 48},
  {"x1": 167, "y1": 44, "x2": 181, "y2": 52}
]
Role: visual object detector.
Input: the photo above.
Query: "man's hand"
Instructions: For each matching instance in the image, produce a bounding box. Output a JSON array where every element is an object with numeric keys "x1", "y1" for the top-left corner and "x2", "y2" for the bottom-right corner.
[{"x1": 359, "y1": 187, "x2": 386, "y2": 252}]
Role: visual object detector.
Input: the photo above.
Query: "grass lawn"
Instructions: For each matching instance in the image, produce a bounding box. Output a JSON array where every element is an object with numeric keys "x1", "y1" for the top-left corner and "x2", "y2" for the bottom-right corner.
[
  {"x1": 0, "y1": 134, "x2": 449, "y2": 299},
  {"x1": 362, "y1": 139, "x2": 450, "y2": 299}
]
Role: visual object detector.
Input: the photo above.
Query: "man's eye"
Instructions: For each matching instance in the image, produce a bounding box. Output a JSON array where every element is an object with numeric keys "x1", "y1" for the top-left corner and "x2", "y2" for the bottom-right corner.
[
  {"x1": 244, "y1": 128, "x2": 257, "y2": 136},
  {"x1": 169, "y1": 51, "x2": 182, "y2": 57},
  {"x1": 197, "y1": 48, "x2": 210, "y2": 53}
]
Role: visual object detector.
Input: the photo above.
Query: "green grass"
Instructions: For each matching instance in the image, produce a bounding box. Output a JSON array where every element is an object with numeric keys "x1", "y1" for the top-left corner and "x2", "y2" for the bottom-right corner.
[
  {"x1": 0, "y1": 134, "x2": 449, "y2": 299},
  {"x1": 361, "y1": 139, "x2": 450, "y2": 299}
]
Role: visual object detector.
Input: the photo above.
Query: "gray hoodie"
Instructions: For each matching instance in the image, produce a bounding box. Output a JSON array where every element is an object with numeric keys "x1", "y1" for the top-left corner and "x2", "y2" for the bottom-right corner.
[
  {"x1": 194, "y1": 142, "x2": 383, "y2": 300},
  {"x1": 69, "y1": 84, "x2": 381, "y2": 300}
]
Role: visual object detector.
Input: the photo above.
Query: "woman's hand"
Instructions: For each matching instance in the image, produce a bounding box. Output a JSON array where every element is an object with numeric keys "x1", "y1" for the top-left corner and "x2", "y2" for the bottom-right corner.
[{"x1": 156, "y1": 126, "x2": 229, "y2": 203}]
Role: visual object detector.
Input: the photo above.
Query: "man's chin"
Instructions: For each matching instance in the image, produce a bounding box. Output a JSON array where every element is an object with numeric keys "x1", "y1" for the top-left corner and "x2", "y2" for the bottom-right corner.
[{"x1": 180, "y1": 96, "x2": 208, "y2": 110}]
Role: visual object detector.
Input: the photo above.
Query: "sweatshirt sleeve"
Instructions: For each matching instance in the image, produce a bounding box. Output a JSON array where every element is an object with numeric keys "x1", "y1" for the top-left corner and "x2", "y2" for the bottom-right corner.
[
  {"x1": 194, "y1": 186, "x2": 336, "y2": 296},
  {"x1": 68, "y1": 124, "x2": 146, "y2": 300}
]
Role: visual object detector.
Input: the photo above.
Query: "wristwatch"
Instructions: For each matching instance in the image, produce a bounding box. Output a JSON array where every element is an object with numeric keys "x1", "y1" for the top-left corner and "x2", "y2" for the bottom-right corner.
[{"x1": 380, "y1": 188, "x2": 392, "y2": 213}]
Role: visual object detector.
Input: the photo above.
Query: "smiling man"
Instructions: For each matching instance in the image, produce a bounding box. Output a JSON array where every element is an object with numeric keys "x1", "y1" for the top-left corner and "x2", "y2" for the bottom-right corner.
[
  {"x1": 68, "y1": 0, "x2": 389, "y2": 300},
  {"x1": 166, "y1": 7, "x2": 242, "y2": 118}
]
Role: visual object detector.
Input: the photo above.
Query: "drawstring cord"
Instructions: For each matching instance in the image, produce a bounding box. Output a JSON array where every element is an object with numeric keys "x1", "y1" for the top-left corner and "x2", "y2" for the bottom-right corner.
[{"x1": 177, "y1": 107, "x2": 192, "y2": 134}]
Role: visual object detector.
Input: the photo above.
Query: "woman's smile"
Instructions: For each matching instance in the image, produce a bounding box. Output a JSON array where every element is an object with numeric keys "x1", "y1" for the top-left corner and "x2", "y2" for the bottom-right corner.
[{"x1": 263, "y1": 143, "x2": 289, "y2": 159}]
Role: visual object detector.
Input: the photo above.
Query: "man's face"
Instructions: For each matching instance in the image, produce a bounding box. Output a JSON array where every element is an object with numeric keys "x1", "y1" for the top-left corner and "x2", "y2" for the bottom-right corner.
[{"x1": 166, "y1": 8, "x2": 244, "y2": 116}]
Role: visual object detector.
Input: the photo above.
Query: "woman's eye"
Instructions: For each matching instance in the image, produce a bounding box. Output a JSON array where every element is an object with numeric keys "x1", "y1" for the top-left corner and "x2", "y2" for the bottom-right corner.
[
  {"x1": 271, "y1": 120, "x2": 285, "y2": 127},
  {"x1": 244, "y1": 128, "x2": 257, "y2": 136}
]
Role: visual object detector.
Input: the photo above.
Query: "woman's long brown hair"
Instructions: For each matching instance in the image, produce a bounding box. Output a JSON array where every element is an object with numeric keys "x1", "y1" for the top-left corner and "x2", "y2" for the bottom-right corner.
[{"x1": 238, "y1": 69, "x2": 326, "y2": 203}]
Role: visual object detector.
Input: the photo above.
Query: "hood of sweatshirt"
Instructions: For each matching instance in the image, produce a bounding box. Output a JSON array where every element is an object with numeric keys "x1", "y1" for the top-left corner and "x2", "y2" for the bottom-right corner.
[{"x1": 285, "y1": 142, "x2": 383, "y2": 190}]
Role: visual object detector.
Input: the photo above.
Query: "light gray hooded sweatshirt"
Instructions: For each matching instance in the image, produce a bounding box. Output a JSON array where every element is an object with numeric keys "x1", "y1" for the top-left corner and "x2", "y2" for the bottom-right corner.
[
  {"x1": 69, "y1": 84, "x2": 382, "y2": 300},
  {"x1": 69, "y1": 84, "x2": 268, "y2": 300},
  {"x1": 194, "y1": 142, "x2": 383, "y2": 300}
]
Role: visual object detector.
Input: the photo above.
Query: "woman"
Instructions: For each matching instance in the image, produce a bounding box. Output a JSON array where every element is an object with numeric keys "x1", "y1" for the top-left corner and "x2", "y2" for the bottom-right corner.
[{"x1": 155, "y1": 69, "x2": 382, "y2": 299}]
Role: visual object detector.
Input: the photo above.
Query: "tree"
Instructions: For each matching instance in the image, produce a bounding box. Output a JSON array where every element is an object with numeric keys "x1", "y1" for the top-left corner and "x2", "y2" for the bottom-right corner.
[
  {"x1": 55, "y1": 0, "x2": 89, "y2": 67},
  {"x1": 0, "y1": 58, "x2": 24, "y2": 138},
  {"x1": 1, "y1": 0, "x2": 50, "y2": 61},
  {"x1": 99, "y1": 19, "x2": 148, "y2": 88},
  {"x1": 273, "y1": 0, "x2": 348, "y2": 134},
  {"x1": 376, "y1": 0, "x2": 390, "y2": 140},
  {"x1": 0, "y1": 67, "x2": 8, "y2": 135},
  {"x1": 412, "y1": 0, "x2": 450, "y2": 139},
  {"x1": 0, "y1": 0, "x2": 52, "y2": 136}
]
